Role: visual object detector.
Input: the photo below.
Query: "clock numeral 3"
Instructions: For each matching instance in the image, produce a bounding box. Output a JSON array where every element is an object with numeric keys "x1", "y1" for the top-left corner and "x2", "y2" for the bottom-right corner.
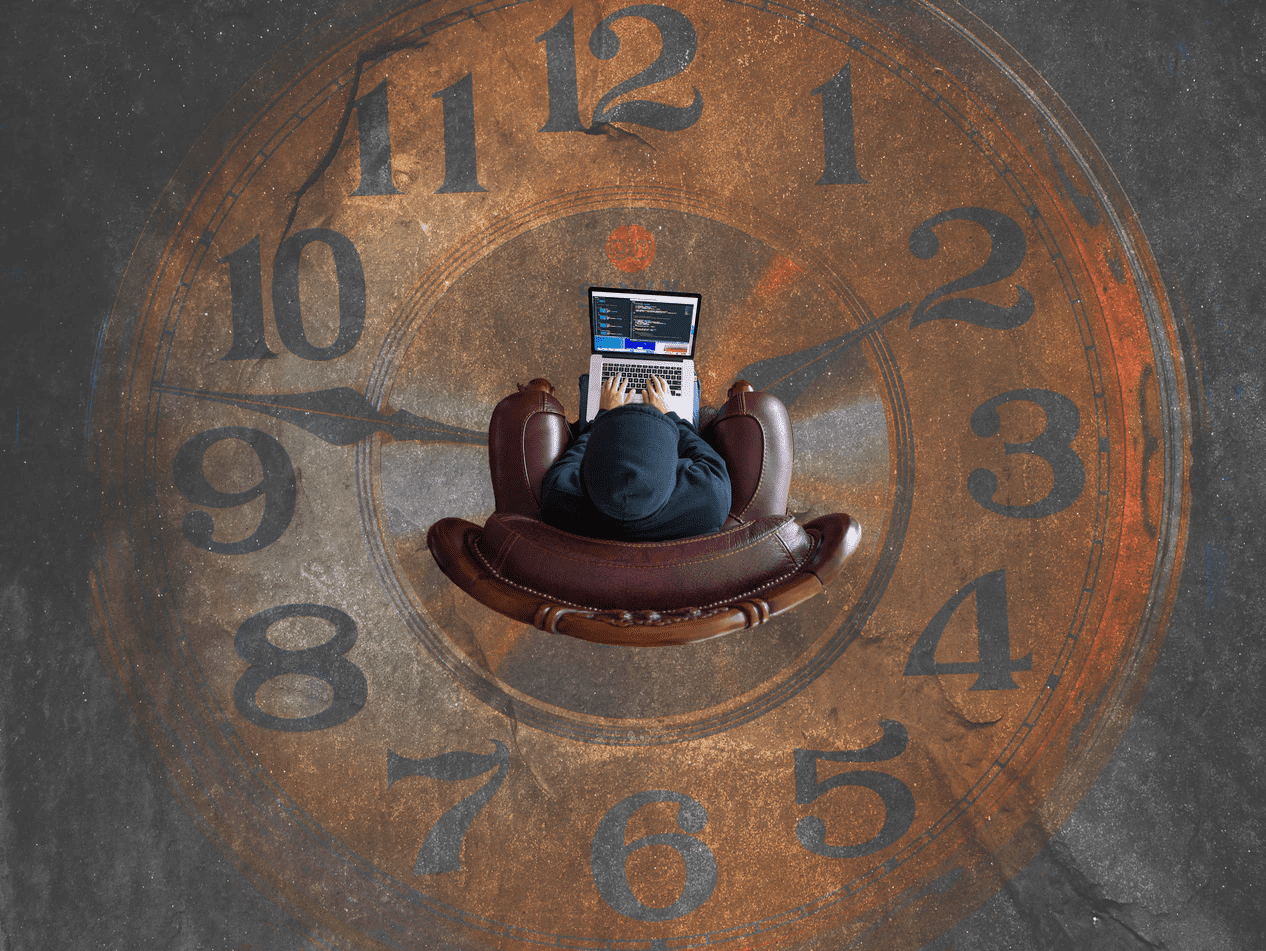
[
  {"x1": 591, "y1": 791, "x2": 717, "y2": 921},
  {"x1": 969, "y1": 388, "x2": 1086, "y2": 518},
  {"x1": 388, "y1": 741, "x2": 510, "y2": 875},
  {"x1": 904, "y1": 569, "x2": 1032, "y2": 689},
  {"x1": 794, "y1": 720, "x2": 915, "y2": 859},
  {"x1": 233, "y1": 603, "x2": 368, "y2": 732},
  {"x1": 908, "y1": 207, "x2": 1034, "y2": 330},
  {"x1": 539, "y1": 5, "x2": 704, "y2": 133},
  {"x1": 221, "y1": 228, "x2": 366, "y2": 361},
  {"x1": 173, "y1": 427, "x2": 296, "y2": 554}
]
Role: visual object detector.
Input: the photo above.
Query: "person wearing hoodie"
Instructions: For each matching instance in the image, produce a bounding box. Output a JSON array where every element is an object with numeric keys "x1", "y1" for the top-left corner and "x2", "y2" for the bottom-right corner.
[{"x1": 539, "y1": 374, "x2": 731, "y2": 542}]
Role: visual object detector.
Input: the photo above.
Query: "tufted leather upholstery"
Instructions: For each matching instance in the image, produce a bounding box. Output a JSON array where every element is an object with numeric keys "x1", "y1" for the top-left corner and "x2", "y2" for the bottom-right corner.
[{"x1": 427, "y1": 379, "x2": 861, "y2": 645}]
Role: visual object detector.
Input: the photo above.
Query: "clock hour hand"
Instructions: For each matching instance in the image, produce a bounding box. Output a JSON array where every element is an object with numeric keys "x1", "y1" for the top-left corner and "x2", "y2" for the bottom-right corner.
[
  {"x1": 733, "y1": 302, "x2": 910, "y2": 408},
  {"x1": 154, "y1": 384, "x2": 487, "y2": 446}
]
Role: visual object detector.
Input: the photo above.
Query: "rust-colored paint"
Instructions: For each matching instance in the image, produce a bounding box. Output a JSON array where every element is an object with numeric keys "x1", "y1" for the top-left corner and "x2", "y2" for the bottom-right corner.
[{"x1": 89, "y1": 0, "x2": 1190, "y2": 949}]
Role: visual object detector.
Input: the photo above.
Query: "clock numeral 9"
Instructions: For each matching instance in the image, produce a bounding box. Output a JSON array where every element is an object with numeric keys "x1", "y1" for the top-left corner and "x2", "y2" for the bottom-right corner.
[
  {"x1": 969, "y1": 388, "x2": 1085, "y2": 519},
  {"x1": 387, "y1": 741, "x2": 510, "y2": 874},
  {"x1": 904, "y1": 569, "x2": 1032, "y2": 690},
  {"x1": 794, "y1": 720, "x2": 915, "y2": 859},
  {"x1": 591, "y1": 790, "x2": 717, "y2": 921},
  {"x1": 221, "y1": 228, "x2": 366, "y2": 361},
  {"x1": 173, "y1": 427, "x2": 296, "y2": 554},
  {"x1": 233, "y1": 603, "x2": 368, "y2": 732}
]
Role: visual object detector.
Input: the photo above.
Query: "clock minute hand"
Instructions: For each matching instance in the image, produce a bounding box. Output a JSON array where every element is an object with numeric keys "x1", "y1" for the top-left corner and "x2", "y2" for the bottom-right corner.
[
  {"x1": 733, "y1": 302, "x2": 910, "y2": 408},
  {"x1": 153, "y1": 385, "x2": 487, "y2": 446}
]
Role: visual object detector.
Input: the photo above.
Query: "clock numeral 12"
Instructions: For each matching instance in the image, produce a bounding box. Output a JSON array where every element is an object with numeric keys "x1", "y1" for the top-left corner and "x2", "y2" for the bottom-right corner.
[
  {"x1": 221, "y1": 228, "x2": 366, "y2": 361},
  {"x1": 387, "y1": 741, "x2": 510, "y2": 874}
]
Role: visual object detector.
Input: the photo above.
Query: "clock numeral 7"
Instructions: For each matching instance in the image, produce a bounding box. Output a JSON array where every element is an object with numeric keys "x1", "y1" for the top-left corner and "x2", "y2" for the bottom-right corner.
[
  {"x1": 794, "y1": 720, "x2": 915, "y2": 859},
  {"x1": 387, "y1": 741, "x2": 510, "y2": 875}
]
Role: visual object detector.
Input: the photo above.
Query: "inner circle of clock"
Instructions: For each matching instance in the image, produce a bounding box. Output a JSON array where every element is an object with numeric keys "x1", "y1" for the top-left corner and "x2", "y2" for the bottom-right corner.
[{"x1": 365, "y1": 197, "x2": 910, "y2": 734}]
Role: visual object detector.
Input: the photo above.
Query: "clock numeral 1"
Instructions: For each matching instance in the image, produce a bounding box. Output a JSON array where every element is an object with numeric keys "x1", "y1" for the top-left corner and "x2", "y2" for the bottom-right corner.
[
  {"x1": 903, "y1": 569, "x2": 1032, "y2": 690},
  {"x1": 220, "y1": 228, "x2": 366, "y2": 361},
  {"x1": 233, "y1": 604, "x2": 368, "y2": 732},
  {"x1": 387, "y1": 741, "x2": 509, "y2": 874},
  {"x1": 794, "y1": 720, "x2": 915, "y2": 859},
  {"x1": 591, "y1": 791, "x2": 717, "y2": 921},
  {"x1": 812, "y1": 62, "x2": 866, "y2": 185},
  {"x1": 351, "y1": 79, "x2": 402, "y2": 195}
]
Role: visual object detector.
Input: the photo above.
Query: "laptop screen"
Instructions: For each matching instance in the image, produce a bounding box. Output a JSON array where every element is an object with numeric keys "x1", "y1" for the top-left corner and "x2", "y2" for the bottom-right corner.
[{"x1": 589, "y1": 287, "x2": 701, "y2": 358}]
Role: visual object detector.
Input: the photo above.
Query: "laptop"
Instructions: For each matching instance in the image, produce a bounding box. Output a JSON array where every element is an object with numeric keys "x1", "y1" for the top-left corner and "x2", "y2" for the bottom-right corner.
[{"x1": 585, "y1": 286, "x2": 701, "y2": 425}]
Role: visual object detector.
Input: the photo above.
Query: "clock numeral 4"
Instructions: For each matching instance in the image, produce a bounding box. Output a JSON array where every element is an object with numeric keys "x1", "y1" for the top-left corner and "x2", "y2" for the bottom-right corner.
[
  {"x1": 221, "y1": 228, "x2": 366, "y2": 361},
  {"x1": 794, "y1": 720, "x2": 915, "y2": 859},
  {"x1": 387, "y1": 741, "x2": 510, "y2": 875},
  {"x1": 904, "y1": 569, "x2": 1032, "y2": 690},
  {"x1": 591, "y1": 790, "x2": 717, "y2": 921},
  {"x1": 234, "y1": 603, "x2": 368, "y2": 732}
]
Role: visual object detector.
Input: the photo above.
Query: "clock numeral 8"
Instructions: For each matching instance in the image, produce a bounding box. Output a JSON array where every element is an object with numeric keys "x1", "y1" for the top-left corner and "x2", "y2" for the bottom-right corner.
[
  {"x1": 233, "y1": 603, "x2": 368, "y2": 732},
  {"x1": 794, "y1": 720, "x2": 916, "y2": 860},
  {"x1": 591, "y1": 791, "x2": 718, "y2": 922}
]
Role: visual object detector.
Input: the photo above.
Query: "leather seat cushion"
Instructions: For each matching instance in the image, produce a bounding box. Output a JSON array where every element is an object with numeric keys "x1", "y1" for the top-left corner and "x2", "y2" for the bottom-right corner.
[{"x1": 473, "y1": 513, "x2": 815, "y2": 612}]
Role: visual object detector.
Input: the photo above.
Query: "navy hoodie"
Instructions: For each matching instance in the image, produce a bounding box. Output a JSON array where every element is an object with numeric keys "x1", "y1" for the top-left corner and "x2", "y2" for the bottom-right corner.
[{"x1": 539, "y1": 403, "x2": 731, "y2": 542}]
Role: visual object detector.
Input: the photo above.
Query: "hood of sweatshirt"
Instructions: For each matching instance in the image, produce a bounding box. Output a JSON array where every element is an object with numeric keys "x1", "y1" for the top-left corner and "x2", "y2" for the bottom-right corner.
[{"x1": 580, "y1": 404, "x2": 679, "y2": 523}]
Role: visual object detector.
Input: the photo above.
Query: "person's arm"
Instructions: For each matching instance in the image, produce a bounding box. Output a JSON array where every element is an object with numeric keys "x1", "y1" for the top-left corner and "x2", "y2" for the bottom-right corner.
[{"x1": 666, "y1": 410, "x2": 732, "y2": 530}]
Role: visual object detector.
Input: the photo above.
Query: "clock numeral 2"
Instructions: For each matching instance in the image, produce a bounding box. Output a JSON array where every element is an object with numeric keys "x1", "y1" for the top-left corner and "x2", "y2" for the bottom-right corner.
[
  {"x1": 904, "y1": 569, "x2": 1032, "y2": 690},
  {"x1": 794, "y1": 720, "x2": 915, "y2": 859},
  {"x1": 388, "y1": 741, "x2": 510, "y2": 874},
  {"x1": 221, "y1": 228, "x2": 366, "y2": 361},
  {"x1": 234, "y1": 603, "x2": 368, "y2": 732},
  {"x1": 591, "y1": 790, "x2": 717, "y2": 921}
]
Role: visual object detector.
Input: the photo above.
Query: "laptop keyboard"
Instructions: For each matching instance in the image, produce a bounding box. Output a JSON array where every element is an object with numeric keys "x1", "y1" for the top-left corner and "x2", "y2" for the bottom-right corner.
[{"x1": 601, "y1": 363, "x2": 683, "y2": 397}]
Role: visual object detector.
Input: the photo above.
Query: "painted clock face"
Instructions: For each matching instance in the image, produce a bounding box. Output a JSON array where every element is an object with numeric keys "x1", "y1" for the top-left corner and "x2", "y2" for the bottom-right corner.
[{"x1": 91, "y1": 0, "x2": 1190, "y2": 948}]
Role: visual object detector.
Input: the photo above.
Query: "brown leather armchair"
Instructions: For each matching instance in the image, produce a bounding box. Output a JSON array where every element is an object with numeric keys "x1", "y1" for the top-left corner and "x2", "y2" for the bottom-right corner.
[{"x1": 427, "y1": 380, "x2": 860, "y2": 646}]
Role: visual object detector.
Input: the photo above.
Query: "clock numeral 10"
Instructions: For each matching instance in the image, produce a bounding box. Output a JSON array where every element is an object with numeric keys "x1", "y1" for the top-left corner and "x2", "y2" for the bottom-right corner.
[{"x1": 221, "y1": 228, "x2": 366, "y2": 362}]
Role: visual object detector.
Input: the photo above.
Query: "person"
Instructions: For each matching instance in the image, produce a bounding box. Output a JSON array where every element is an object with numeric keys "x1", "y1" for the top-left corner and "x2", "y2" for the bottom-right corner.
[{"x1": 538, "y1": 374, "x2": 731, "y2": 542}]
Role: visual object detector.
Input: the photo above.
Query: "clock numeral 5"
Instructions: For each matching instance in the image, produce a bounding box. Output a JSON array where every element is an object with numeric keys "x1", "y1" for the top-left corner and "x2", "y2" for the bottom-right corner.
[
  {"x1": 538, "y1": 5, "x2": 704, "y2": 133},
  {"x1": 591, "y1": 790, "x2": 717, "y2": 921},
  {"x1": 794, "y1": 720, "x2": 915, "y2": 859},
  {"x1": 233, "y1": 603, "x2": 368, "y2": 732},
  {"x1": 387, "y1": 741, "x2": 510, "y2": 875},
  {"x1": 904, "y1": 569, "x2": 1032, "y2": 690},
  {"x1": 221, "y1": 228, "x2": 366, "y2": 361}
]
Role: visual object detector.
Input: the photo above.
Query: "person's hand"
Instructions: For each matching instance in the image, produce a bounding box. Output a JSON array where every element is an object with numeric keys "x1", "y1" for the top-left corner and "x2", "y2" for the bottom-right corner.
[
  {"x1": 599, "y1": 373, "x2": 630, "y2": 411},
  {"x1": 644, "y1": 376, "x2": 671, "y2": 414}
]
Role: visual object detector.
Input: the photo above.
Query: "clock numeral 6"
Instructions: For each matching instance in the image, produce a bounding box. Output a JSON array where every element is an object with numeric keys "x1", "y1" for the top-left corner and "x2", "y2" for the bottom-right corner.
[
  {"x1": 233, "y1": 603, "x2": 368, "y2": 732},
  {"x1": 904, "y1": 569, "x2": 1032, "y2": 690},
  {"x1": 591, "y1": 791, "x2": 717, "y2": 921},
  {"x1": 388, "y1": 741, "x2": 510, "y2": 875},
  {"x1": 173, "y1": 427, "x2": 296, "y2": 554},
  {"x1": 221, "y1": 228, "x2": 366, "y2": 361},
  {"x1": 969, "y1": 388, "x2": 1086, "y2": 519},
  {"x1": 794, "y1": 720, "x2": 915, "y2": 859}
]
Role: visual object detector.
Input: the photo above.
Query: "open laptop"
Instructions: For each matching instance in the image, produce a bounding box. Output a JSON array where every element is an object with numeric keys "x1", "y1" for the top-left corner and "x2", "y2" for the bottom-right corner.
[{"x1": 585, "y1": 286, "x2": 701, "y2": 424}]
